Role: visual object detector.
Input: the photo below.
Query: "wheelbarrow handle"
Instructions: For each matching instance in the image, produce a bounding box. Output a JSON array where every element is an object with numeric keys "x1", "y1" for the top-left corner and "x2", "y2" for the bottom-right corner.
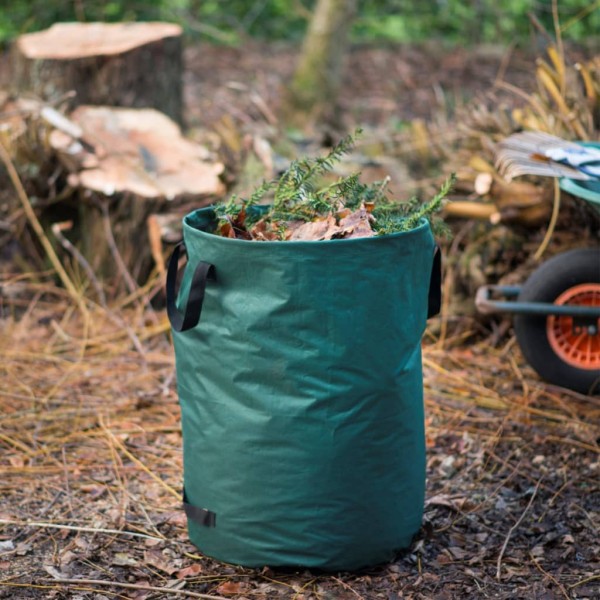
[{"x1": 475, "y1": 284, "x2": 600, "y2": 318}]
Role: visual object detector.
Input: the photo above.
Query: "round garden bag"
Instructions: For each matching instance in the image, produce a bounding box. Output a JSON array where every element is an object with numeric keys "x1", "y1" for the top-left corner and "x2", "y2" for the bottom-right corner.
[{"x1": 167, "y1": 206, "x2": 441, "y2": 571}]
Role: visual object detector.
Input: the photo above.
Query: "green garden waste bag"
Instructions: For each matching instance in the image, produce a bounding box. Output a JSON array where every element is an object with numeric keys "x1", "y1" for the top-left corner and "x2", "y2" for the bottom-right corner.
[{"x1": 167, "y1": 206, "x2": 441, "y2": 571}]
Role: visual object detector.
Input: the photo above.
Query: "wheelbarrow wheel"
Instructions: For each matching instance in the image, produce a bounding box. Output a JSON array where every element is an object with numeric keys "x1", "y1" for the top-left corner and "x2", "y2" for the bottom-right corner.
[{"x1": 514, "y1": 248, "x2": 600, "y2": 394}]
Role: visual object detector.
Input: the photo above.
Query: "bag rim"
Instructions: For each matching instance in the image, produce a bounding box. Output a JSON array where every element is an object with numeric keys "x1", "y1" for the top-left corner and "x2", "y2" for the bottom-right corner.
[{"x1": 182, "y1": 205, "x2": 432, "y2": 248}]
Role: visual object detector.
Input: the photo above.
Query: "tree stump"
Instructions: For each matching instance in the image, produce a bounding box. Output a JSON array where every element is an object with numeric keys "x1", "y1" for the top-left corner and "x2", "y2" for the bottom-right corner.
[
  {"x1": 48, "y1": 105, "x2": 225, "y2": 285},
  {"x1": 12, "y1": 22, "x2": 183, "y2": 125}
]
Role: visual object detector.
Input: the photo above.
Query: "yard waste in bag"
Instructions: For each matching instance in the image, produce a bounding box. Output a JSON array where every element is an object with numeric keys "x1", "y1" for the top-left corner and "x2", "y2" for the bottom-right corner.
[{"x1": 167, "y1": 205, "x2": 441, "y2": 571}]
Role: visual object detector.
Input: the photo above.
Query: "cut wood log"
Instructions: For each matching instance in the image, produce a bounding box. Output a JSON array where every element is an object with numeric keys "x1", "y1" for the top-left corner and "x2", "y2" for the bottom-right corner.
[
  {"x1": 12, "y1": 22, "x2": 183, "y2": 124},
  {"x1": 50, "y1": 105, "x2": 225, "y2": 200},
  {"x1": 47, "y1": 105, "x2": 225, "y2": 285},
  {"x1": 444, "y1": 179, "x2": 552, "y2": 227}
]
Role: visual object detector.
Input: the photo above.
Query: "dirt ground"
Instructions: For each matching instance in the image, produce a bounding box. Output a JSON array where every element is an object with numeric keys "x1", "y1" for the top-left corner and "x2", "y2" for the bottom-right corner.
[
  {"x1": 0, "y1": 40, "x2": 599, "y2": 599},
  {"x1": 0, "y1": 289, "x2": 598, "y2": 600},
  {"x1": 182, "y1": 41, "x2": 536, "y2": 129}
]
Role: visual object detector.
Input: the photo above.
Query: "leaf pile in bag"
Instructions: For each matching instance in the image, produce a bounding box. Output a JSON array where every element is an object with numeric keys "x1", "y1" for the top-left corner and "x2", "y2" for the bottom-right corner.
[{"x1": 213, "y1": 130, "x2": 454, "y2": 241}]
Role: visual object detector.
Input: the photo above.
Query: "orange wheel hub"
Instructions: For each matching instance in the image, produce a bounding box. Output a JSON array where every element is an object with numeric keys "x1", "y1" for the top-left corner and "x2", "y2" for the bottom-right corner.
[{"x1": 547, "y1": 284, "x2": 600, "y2": 370}]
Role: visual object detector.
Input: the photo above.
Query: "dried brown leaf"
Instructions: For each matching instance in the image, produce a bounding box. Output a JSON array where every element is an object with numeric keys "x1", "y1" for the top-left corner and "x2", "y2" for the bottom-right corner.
[
  {"x1": 59, "y1": 550, "x2": 78, "y2": 567},
  {"x1": 143, "y1": 548, "x2": 178, "y2": 575},
  {"x1": 425, "y1": 494, "x2": 469, "y2": 511},
  {"x1": 232, "y1": 206, "x2": 247, "y2": 230},
  {"x1": 338, "y1": 206, "x2": 375, "y2": 239},
  {"x1": 43, "y1": 565, "x2": 68, "y2": 579},
  {"x1": 448, "y1": 546, "x2": 468, "y2": 560},
  {"x1": 250, "y1": 218, "x2": 279, "y2": 241},
  {"x1": 79, "y1": 484, "x2": 106, "y2": 499},
  {"x1": 143, "y1": 537, "x2": 163, "y2": 547},
  {"x1": 165, "y1": 511, "x2": 187, "y2": 528},
  {"x1": 283, "y1": 220, "x2": 305, "y2": 240},
  {"x1": 216, "y1": 581, "x2": 243, "y2": 596},
  {"x1": 435, "y1": 552, "x2": 453, "y2": 565},
  {"x1": 219, "y1": 221, "x2": 236, "y2": 239},
  {"x1": 289, "y1": 214, "x2": 341, "y2": 241},
  {"x1": 112, "y1": 552, "x2": 139, "y2": 567},
  {"x1": 176, "y1": 563, "x2": 203, "y2": 579}
]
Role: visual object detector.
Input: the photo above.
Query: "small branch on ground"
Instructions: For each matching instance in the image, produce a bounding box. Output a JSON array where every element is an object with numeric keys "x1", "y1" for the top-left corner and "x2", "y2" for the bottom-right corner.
[
  {"x1": 496, "y1": 477, "x2": 543, "y2": 580},
  {"x1": 40, "y1": 578, "x2": 231, "y2": 600}
]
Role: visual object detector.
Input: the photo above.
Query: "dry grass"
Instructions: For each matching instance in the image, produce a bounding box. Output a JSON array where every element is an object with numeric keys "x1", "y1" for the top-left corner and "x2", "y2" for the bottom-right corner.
[{"x1": 1, "y1": 267, "x2": 598, "y2": 599}]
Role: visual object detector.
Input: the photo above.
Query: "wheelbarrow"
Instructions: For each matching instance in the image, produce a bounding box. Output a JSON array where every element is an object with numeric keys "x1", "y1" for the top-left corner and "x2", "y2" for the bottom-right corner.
[{"x1": 476, "y1": 168, "x2": 600, "y2": 395}]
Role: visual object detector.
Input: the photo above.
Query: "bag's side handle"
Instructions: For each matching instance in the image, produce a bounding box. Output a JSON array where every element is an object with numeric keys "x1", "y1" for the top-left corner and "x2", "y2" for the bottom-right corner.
[
  {"x1": 166, "y1": 242, "x2": 216, "y2": 332},
  {"x1": 427, "y1": 245, "x2": 442, "y2": 319}
]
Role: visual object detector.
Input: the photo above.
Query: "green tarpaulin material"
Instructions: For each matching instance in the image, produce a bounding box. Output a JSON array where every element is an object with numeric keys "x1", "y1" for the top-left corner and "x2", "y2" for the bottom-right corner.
[{"x1": 167, "y1": 206, "x2": 440, "y2": 571}]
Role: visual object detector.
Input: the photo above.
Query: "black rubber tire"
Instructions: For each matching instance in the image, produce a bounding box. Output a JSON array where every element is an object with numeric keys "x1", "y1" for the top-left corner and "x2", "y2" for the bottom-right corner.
[{"x1": 514, "y1": 248, "x2": 600, "y2": 394}]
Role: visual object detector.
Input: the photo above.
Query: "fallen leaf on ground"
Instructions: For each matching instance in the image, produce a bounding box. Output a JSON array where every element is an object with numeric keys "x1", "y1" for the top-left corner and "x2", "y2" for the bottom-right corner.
[
  {"x1": 216, "y1": 581, "x2": 243, "y2": 595},
  {"x1": 426, "y1": 494, "x2": 469, "y2": 511},
  {"x1": 144, "y1": 548, "x2": 178, "y2": 574},
  {"x1": 176, "y1": 563, "x2": 203, "y2": 579},
  {"x1": 165, "y1": 512, "x2": 187, "y2": 528},
  {"x1": 59, "y1": 549, "x2": 78, "y2": 566},
  {"x1": 112, "y1": 552, "x2": 139, "y2": 567},
  {"x1": 448, "y1": 546, "x2": 468, "y2": 560}
]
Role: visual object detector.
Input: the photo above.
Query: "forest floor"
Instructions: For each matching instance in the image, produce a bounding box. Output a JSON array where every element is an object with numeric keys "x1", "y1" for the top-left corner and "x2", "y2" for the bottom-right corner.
[
  {"x1": 1, "y1": 40, "x2": 599, "y2": 599},
  {"x1": 182, "y1": 40, "x2": 535, "y2": 128}
]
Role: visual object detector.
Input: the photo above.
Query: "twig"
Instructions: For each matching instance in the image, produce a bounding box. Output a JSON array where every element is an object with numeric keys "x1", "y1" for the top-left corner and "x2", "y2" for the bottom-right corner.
[
  {"x1": 0, "y1": 518, "x2": 165, "y2": 542},
  {"x1": 0, "y1": 138, "x2": 87, "y2": 317},
  {"x1": 51, "y1": 220, "x2": 107, "y2": 306},
  {"x1": 560, "y1": 0, "x2": 600, "y2": 34},
  {"x1": 569, "y1": 574, "x2": 600, "y2": 589},
  {"x1": 496, "y1": 478, "x2": 543, "y2": 580},
  {"x1": 96, "y1": 198, "x2": 138, "y2": 295},
  {"x1": 38, "y1": 490, "x2": 65, "y2": 519},
  {"x1": 530, "y1": 551, "x2": 570, "y2": 600},
  {"x1": 534, "y1": 179, "x2": 560, "y2": 261},
  {"x1": 33, "y1": 220, "x2": 150, "y2": 359},
  {"x1": 101, "y1": 422, "x2": 181, "y2": 501},
  {"x1": 184, "y1": 16, "x2": 237, "y2": 44},
  {"x1": 551, "y1": 0, "x2": 564, "y2": 93},
  {"x1": 61, "y1": 446, "x2": 74, "y2": 516},
  {"x1": 40, "y1": 578, "x2": 231, "y2": 600},
  {"x1": 526, "y1": 11, "x2": 555, "y2": 46},
  {"x1": 493, "y1": 42, "x2": 516, "y2": 87},
  {"x1": 100, "y1": 309, "x2": 148, "y2": 362},
  {"x1": 331, "y1": 576, "x2": 365, "y2": 600}
]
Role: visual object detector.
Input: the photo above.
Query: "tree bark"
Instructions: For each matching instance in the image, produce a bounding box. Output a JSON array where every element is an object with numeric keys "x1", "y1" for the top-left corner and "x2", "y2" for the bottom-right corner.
[
  {"x1": 283, "y1": 0, "x2": 357, "y2": 129},
  {"x1": 12, "y1": 22, "x2": 184, "y2": 125}
]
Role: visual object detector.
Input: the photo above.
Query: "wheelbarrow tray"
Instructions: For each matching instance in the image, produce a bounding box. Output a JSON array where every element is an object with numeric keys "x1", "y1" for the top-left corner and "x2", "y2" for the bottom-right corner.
[{"x1": 559, "y1": 141, "x2": 600, "y2": 212}]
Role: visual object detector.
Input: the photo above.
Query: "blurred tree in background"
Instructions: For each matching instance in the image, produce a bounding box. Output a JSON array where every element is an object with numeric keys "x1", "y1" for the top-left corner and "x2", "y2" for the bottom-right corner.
[
  {"x1": 1, "y1": 0, "x2": 598, "y2": 46},
  {"x1": 283, "y1": 0, "x2": 358, "y2": 128}
]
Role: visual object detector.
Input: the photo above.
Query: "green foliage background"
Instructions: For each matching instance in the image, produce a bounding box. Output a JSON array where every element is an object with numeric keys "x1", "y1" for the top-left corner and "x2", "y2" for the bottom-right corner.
[{"x1": 0, "y1": 0, "x2": 597, "y2": 45}]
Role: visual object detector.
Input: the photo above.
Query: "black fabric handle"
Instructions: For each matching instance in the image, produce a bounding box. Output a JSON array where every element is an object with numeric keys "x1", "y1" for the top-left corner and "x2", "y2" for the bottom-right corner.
[
  {"x1": 166, "y1": 242, "x2": 216, "y2": 333},
  {"x1": 183, "y1": 488, "x2": 216, "y2": 528},
  {"x1": 427, "y1": 245, "x2": 442, "y2": 319}
]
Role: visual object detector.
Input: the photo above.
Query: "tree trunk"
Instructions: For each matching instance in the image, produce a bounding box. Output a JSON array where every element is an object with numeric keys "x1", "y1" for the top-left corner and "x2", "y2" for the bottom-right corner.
[
  {"x1": 12, "y1": 22, "x2": 184, "y2": 125},
  {"x1": 283, "y1": 0, "x2": 357, "y2": 129}
]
